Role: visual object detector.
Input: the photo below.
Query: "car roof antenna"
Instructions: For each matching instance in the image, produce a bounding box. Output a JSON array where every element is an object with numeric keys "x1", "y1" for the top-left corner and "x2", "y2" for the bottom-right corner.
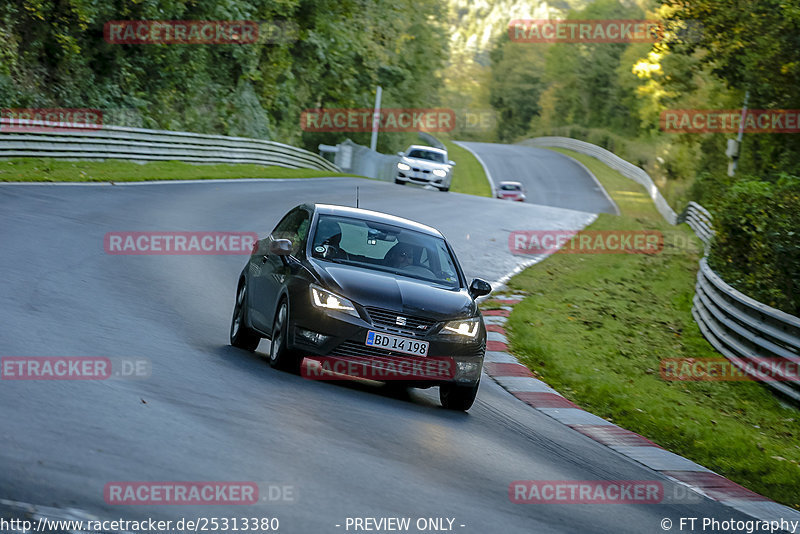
[{"x1": 356, "y1": 186, "x2": 359, "y2": 208}]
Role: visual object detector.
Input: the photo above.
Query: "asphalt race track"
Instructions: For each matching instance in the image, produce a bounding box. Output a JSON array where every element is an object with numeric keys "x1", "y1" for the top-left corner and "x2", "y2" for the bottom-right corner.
[
  {"x1": 0, "y1": 174, "x2": 758, "y2": 533},
  {"x1": 458, "y1": 142, "x2": 618, "y2": 214}
]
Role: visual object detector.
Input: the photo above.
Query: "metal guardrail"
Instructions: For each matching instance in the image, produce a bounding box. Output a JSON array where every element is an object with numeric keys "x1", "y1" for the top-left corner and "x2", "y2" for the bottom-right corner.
[
  {"x1": 525, "y1": 135, "x2": 800, "y2": 403},
  {"x1": 693, "y1": 258, "x2": 800, "y2": 402},
  {"x1": 334, "y1": 139, "x2": 398, "y2": 181},
  {"x1": 0, "y1": 119, "x2": 340, "y2": 172},
  {"x1": 523, "y1": 136, "x2": 678, "y2": 224},
  {"x1": 677, "y1": 201, "x2": 714, "y2": 248}
]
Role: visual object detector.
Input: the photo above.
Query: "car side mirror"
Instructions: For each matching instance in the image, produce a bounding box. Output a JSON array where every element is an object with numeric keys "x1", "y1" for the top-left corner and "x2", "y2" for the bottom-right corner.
[
  {"x1": 448, "y1": 160, "x2": 456, "y2": 166},
  {"x1": 469, "y1": 278, "x2": 492, "y2": 299},
  {"x1": 397, "y1": 152, "x2": 405, "y2": 157},
  {"x1": 270, "y1": 238, "x2": 292, "y2": 256}
]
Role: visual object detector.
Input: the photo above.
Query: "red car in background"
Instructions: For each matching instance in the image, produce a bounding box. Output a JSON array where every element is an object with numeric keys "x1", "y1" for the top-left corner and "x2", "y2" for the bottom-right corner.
[{"x1": 496, "y1": 181, "x2": 526, "y2": 202}]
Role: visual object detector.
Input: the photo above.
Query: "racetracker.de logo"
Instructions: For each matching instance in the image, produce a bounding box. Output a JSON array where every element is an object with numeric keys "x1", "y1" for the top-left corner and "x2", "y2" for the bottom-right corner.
[
  {"x1": 661, "y1": 109, "x2": 800, "y2": 133},
  {"x1": 508, "y1": 19, "x2": 664, "y2": 43},
  {"x1": 508, "y1": 480, "x2": 664, "y2": 504},
  {"x1": 104, "y1": 21, "x2": 259, "y2": 44},
  {"x1": 302, "y1": 356, "x2": 456, "y2": 381},
  {"x1": 510, "y1": 481, "x2": 663, "y2": 504},
  {"x1": 661, "y1": 358, "x2": 799, "y2": 382},
  {"x1": 300, "y1": 108, "x2": 456, "y2": 132},
  {"x1": 104, "y1": 482, "x2": 258, "y2": 505},
  {"x1": 509, "y1": 230, "x2": 663, "y2": 255},
  {"x1": 104, "y1": 232, "x2": 257, "y2": 255},
  {"x1": 1, "y1": 357, "x2": 151, "y2": 380},
  {"x1": 1, "y1": 357, "x2": 111, "y2": 380},
  {"x1": 0, "y1": 108, "x2": 103, "y2": 132}
]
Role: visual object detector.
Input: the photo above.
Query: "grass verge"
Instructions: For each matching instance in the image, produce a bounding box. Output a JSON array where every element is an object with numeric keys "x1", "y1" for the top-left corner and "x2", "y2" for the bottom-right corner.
[
  {"x1": 0, "y1": 158, "x2": 362, "y2": 182},
  {"x1": 441, "y1": 140, "x2": 492, "y2": 197},
  {"x1": 506, "y1": 147, "x2": 799, "y2": 509}
]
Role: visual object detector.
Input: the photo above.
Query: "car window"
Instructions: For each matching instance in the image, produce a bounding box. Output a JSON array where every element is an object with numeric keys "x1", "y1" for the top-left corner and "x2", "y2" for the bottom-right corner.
[
  {"x1": 406, "y1": 149, "x2": 445, "y2": 163},
  {"x1": 271, "y1": 209, "x2": 310, "y2": 257},
  {"x1": 311, "y1": 214, "x2": 460, "y2": 287}
]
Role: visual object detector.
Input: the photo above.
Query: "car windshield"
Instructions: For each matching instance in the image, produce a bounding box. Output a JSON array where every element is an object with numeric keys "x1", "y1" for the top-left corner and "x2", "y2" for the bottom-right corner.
[
  {"x1": 501, "y1": 183, "x2": 521, "y2": 191},
  {"x1": 310, "y1": 214, "x2": 460, "y2": 288},
  {"x1": 406, "y1": 149, "x2": 445, "y2": 163}
]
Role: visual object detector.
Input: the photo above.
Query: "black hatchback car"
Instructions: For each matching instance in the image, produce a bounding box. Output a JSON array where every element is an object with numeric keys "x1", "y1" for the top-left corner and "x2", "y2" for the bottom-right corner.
[{"x1": 230, "y1": 204, "x2": 491, "y2": 410}]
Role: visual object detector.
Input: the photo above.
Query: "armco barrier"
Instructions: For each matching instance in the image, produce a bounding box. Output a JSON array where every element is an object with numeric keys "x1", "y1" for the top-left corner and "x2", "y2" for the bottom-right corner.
[
  {"x1": 677, "y1": 201, "x2": 714, "y2": 248},
  {"x1": 523, "y1": 136, "x2": 799, "y2": 403},
  {"x1": 334, "y1": 139, "x2": 397, "y2": 181},
  {"x1": 522, "y1": 136, "x2": 677, "y2": 224},
  {"x1": 0, "y1": 118, "x2": 340, "y2": 172},
  {"x1": 693, "y1": 258, "x2": 800, "y2": 402}
]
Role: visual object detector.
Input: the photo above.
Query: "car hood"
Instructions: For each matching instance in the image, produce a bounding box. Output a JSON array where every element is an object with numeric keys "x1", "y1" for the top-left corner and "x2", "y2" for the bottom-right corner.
[
  {"x1": 312, "y1": 262, "x2": 475, "y2": 320},
  {"x1": 401, "y1": 157, "x2": 451, "y2": 170}
]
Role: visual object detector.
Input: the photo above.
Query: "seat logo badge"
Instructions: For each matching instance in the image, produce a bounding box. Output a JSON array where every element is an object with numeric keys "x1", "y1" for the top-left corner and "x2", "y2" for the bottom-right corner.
[{"x1": 395, "y1": 316, "x2": 407, "y2": 326}]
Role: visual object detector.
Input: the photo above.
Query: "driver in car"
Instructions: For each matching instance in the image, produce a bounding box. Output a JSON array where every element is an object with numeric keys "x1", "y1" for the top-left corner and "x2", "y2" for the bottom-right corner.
[{"x1": 385, "y1": 243, "x2": 414, "y2": 268}]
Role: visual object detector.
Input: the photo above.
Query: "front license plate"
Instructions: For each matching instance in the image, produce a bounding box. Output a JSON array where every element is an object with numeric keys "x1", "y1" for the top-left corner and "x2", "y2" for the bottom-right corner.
[{"x1": 365, "y1": 331, "x2": 429, "y2": 357}]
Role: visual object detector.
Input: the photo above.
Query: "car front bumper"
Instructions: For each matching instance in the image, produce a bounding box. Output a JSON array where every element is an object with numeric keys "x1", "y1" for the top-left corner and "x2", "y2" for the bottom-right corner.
[
  {"x1": 396, "y1": 170, "x2": 449, "y2": 187},
  {"x1": 289, "y1": 305, "x2": 485, "y2": 386}
]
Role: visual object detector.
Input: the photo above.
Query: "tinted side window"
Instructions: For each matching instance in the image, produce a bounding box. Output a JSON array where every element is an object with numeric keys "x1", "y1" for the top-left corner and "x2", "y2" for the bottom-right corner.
[{"x1": 272, "y1": 209, "x2": 310, "y2": 257}]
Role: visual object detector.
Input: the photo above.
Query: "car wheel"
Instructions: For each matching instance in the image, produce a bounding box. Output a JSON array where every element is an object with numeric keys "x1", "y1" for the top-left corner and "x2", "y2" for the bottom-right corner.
[
  {"x1": 395, "y1": 178, "x2": 405, "y2": 185},
  {"x1": 438, "y1": 186, "x2": 450, "y2": 192},
  {"x1": 230, "y1": 281, "x2": 261, "y2": 352},
  {"x1": 440, "y1": 380, "x2": 479, "y2": 411},
  {"x1": 269, "y1": 300, "x2": 302, "y2": 373}
]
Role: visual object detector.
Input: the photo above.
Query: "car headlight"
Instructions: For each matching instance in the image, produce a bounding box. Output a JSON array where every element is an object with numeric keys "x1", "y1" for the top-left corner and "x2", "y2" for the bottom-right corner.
[
  {"x1": 441, "y1": 317, "x2": 481, "y2": 337},
  {"x1": 433, "y1": 169, "x2": 447, "y2": 177},
  {"x1": 397, "y1": 162, "x2": 411, "y2": 171},
  {"x1": 310, "y1": 284, "x2": 358, "y2": 317}
]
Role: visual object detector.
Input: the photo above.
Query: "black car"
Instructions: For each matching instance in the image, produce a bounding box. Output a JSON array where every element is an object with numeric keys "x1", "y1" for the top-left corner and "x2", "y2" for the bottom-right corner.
[{"x1": 229, "y1": 203, "x2": 492, "y2": 410}]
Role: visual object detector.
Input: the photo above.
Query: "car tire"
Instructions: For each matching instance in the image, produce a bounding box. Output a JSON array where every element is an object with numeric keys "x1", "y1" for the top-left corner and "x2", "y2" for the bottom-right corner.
[
  {"x1": 395, "y1": 178, "x2": 405, "y2": 185},
  {"x1": 268, "y1": 300, "x2": 302, "y2": 373},
  {"x1": 438, "y1": 186, "x2": 450, "y2": 192},
  {"x1": 440, "y1": 380, "x2": 479, "y2": 411},
  {"x1": 230, "y1": 281, "x2": 261, "y2": 352}
]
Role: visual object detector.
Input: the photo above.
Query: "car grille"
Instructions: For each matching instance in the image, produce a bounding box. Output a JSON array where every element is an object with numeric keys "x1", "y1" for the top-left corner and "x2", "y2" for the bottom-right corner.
[
  {"x1": 365, "y1": 307, "x2": 435, "y2": 338},
  {"x1": 411, "y1": 167, "x2": 431, "y2": 174}
]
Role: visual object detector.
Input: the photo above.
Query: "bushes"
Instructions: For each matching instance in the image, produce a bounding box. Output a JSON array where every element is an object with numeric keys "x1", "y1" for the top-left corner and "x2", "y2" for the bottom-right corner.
[{"x1": 707, "y1": 176, "x2": 800, "y2": 316}]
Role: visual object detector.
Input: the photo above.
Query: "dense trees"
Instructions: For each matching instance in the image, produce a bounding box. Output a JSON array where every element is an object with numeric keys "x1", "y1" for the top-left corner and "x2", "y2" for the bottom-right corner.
[
  {"x1": 486, "y1": 0, "x2": 800, "y2": 313},
  {"x1": 0, "y1": 0, "x2": 447, "y2": 152}
]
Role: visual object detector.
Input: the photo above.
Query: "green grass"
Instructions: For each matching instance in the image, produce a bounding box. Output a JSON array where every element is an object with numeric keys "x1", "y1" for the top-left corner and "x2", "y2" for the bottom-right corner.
[
  {"x1": 505, "y1": 147, "x2": 800, "y2": 509},
  {"x1": 0, "y1": 158, "x2": 363, "y2": 182},
  {"x1": 442, "y1": 140, "x2": 492, "y2": 197}
]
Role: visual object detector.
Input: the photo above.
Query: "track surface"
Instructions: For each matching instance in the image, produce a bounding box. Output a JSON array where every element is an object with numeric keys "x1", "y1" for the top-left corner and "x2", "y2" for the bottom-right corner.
[
  {"x1": 0, "y1": 178, "x2": 756, "y2": 533},
  {"x1": 458, "y1": 142, "x2": 617, "y2": 214}
]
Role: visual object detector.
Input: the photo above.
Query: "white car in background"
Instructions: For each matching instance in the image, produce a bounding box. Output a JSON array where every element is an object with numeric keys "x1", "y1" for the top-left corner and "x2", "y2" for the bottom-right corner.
[{"x1": 395, "y1": 145, "x2": 456, "y2": 192}]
